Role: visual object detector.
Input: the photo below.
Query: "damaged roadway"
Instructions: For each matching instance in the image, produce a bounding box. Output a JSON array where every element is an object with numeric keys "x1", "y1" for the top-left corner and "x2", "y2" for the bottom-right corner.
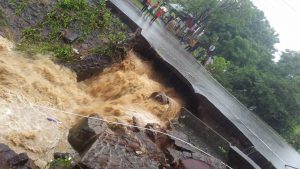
[{"x1": 108, "y1": 0, "x2": 300, "y2": 169}]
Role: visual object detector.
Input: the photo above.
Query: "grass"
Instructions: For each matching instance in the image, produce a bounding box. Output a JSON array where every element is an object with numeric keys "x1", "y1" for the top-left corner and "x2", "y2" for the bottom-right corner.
[
  {"x1": 0, "y1": 7, "x2": 6, "y2": 26},
  {"x1": 294, "y1": 125, "x2": 300, "y2": 134},
  {"x1": 47, "y1": 157, "x2": 72, "y2": 169},
  {"x1": 8, "y1": 0, "x2": 29, "y2": 15},
  {"x1": 44, "y1": 0, "x2": 110, "y2": 41},
  {"x1": 18, "y1": 0, "x2": 127, "y2": 61}
]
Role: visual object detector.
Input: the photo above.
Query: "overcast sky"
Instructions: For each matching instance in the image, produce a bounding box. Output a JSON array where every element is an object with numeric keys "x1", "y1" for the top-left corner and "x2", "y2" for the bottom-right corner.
[{"x1": 251, "y1": 0, "x2": 300, "y2": 60}]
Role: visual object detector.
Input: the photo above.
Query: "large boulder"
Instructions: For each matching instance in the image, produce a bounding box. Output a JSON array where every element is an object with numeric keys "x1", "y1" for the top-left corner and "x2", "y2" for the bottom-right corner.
[
  {"x1": 68, "y1": 114, "x2": 108, "y2": 154},
  {"x1": 69, "y1": 55, "x2": 112, "y2": 81}
]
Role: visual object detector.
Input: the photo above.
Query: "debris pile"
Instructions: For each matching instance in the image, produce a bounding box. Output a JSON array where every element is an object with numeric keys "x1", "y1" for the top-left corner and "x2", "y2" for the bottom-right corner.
[{"x1": 68, "y1": 114, "x2": 226, "y2": 169}]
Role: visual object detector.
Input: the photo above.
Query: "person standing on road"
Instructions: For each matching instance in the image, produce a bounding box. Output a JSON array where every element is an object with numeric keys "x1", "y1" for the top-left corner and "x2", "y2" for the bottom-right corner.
[
  {"x1": 145, "y1": 1, "x2": 160, "y2": 16},
  {"x1": 141, "y1": 0, "x2": 151, "y2": 12},
  {"x1": 174, "y1": 17, "x2": 182, "y2": 32},
  {"x1": 185, "y1": 38, "x2": 197, "y2": 51},
  {"x1": 166, "y1": 19, "x2": 177, "y2": 32},
  {"x1": 150, "y1": 7, "x2": 166, "y2": 23},
  {"x1": 187, "y1": 41, "x2": 201, "y2": 52},
  {"x1": 166, "y1": 14, "x2": 175, "y2": 25},
  {"x1": 202, "y1": 45, "x2": 216, "y2": 66},
  {"x1": 205, "y1": 56, "x2": 214, "y2": 66}
]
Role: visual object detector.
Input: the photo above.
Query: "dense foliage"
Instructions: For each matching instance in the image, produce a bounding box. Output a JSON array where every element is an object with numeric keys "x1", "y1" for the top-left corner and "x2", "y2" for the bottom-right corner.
[{"x1": 173, "y1": 0, "x2": 300, "y2": 151}]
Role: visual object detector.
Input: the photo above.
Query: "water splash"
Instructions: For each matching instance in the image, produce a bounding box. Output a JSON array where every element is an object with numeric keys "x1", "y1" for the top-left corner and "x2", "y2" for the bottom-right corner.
[{"x1": 79, "y1": 52, "x2": 182, "y2": 123}]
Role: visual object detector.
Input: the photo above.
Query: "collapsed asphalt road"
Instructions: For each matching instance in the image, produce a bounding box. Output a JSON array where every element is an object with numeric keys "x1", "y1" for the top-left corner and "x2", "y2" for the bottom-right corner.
[{"x1": 108, "y1": 0, "x2": 300, "y2": 168}]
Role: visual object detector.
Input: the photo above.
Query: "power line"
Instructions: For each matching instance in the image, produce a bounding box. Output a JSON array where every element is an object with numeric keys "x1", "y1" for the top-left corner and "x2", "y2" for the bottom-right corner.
[
  {"x1": 34, "y1": 104, "x2": 234, "y2": 169},
  {"x1": 0, "y1": 87, "x2": 233, "y2": 169}
]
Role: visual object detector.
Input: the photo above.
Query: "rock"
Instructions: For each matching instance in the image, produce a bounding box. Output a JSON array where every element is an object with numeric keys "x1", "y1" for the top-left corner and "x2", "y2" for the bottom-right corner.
[
  {"x1": 0, "y1": 143, "x2": 39, "y2": 169},
  {"x1": 179, "y1": 159, "x2": 212, "y2": 169},
  {"x1": 69, "y1": 118, "x2": 168, "y2": 168},
  {"x1": 149, "y1": 92, "x2": 169, "y2": 105},
  {"x1": 53, "y1": 152, "x2": 71, "y2": 160},
  {"x1": 145, "y1": 123, "x2": 181, "y2": 150},
  {"x1": 34, "y1": 159, "x2": 48, "y2": 169},
  {"x1": 69, "y1": 118, "x2": 225, "y2": 169},
  {"x1": 68, "y1": 114, "x2": 108, "y2": 154},
  {"x1": 72, "y1": 48, "x2": 80, "y2": 55},
  {"x1": 0, "y1": 144, "x2": 16, "y2": 169},
  {"x1": 135, "y1": 132, "x2": 167, "y2": 166},
  {"x1": 164, "y1": 148, "x2": 183, "y2": 166},
  {"x1": 132, "y1": 116, "x2": 141, "y2": 132},
  {"x1": 145, "y1": 123, "x2": 162, "y2": 142},
  {"x1": 77, "y1": 126, "x2": 166, "y2": 169},
  {"x1": 143, "y1": 124, "x2": 223, "y2": 169},
  {"x1": 61, "y1": 29, "x2": 79, "y2": 44},
  {"x1": 166, "y1": 130, "x2": 192, "y2": 152},
  {"x1": 80, "y1": 44, "x2": 88, "y2": 50},
  {"x1": 9, "y1": 153, "x2": 29, "y2": 166},
  {"x1": 69, "y1": 55, "x2": 112, "y2": 81}
]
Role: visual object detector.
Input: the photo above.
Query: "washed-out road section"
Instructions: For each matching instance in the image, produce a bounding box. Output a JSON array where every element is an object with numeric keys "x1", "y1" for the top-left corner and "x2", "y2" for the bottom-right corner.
[{"x1": 109, "y1": 0, "x2": 300, "y2": 169}]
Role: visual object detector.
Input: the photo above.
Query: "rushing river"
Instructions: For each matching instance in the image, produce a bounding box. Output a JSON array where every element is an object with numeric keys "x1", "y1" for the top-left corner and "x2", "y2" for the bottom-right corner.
[{"x1": 0, "y1": 36, "x2": 182, "y2": 167}]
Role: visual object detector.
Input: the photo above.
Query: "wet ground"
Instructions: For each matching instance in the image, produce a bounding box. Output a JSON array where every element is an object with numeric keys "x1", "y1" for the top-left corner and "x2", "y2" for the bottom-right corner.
[{"x1": 110, "y1": 0, "x2": 300, "y2": 168}]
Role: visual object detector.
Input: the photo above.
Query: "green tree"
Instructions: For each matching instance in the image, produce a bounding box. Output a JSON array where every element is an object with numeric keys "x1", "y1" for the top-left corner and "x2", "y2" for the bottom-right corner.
[{"x1": 181, "y1": 0, "x2": 300, "y2": 151}]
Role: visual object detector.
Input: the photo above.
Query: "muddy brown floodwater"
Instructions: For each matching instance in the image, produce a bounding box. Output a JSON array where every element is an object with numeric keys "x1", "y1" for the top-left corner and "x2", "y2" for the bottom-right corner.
[{"x1": 0, "y1": 36, "x2": 183, "y2": 167}]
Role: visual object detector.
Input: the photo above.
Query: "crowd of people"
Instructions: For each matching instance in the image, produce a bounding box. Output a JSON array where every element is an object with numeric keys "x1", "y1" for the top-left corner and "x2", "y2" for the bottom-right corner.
[
  {"x1": 140, "y1": 0, "x2": 216, "y2": 66},
  {"x1": 141, "y1": 0, "x2": 167, "y2": 23}
]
